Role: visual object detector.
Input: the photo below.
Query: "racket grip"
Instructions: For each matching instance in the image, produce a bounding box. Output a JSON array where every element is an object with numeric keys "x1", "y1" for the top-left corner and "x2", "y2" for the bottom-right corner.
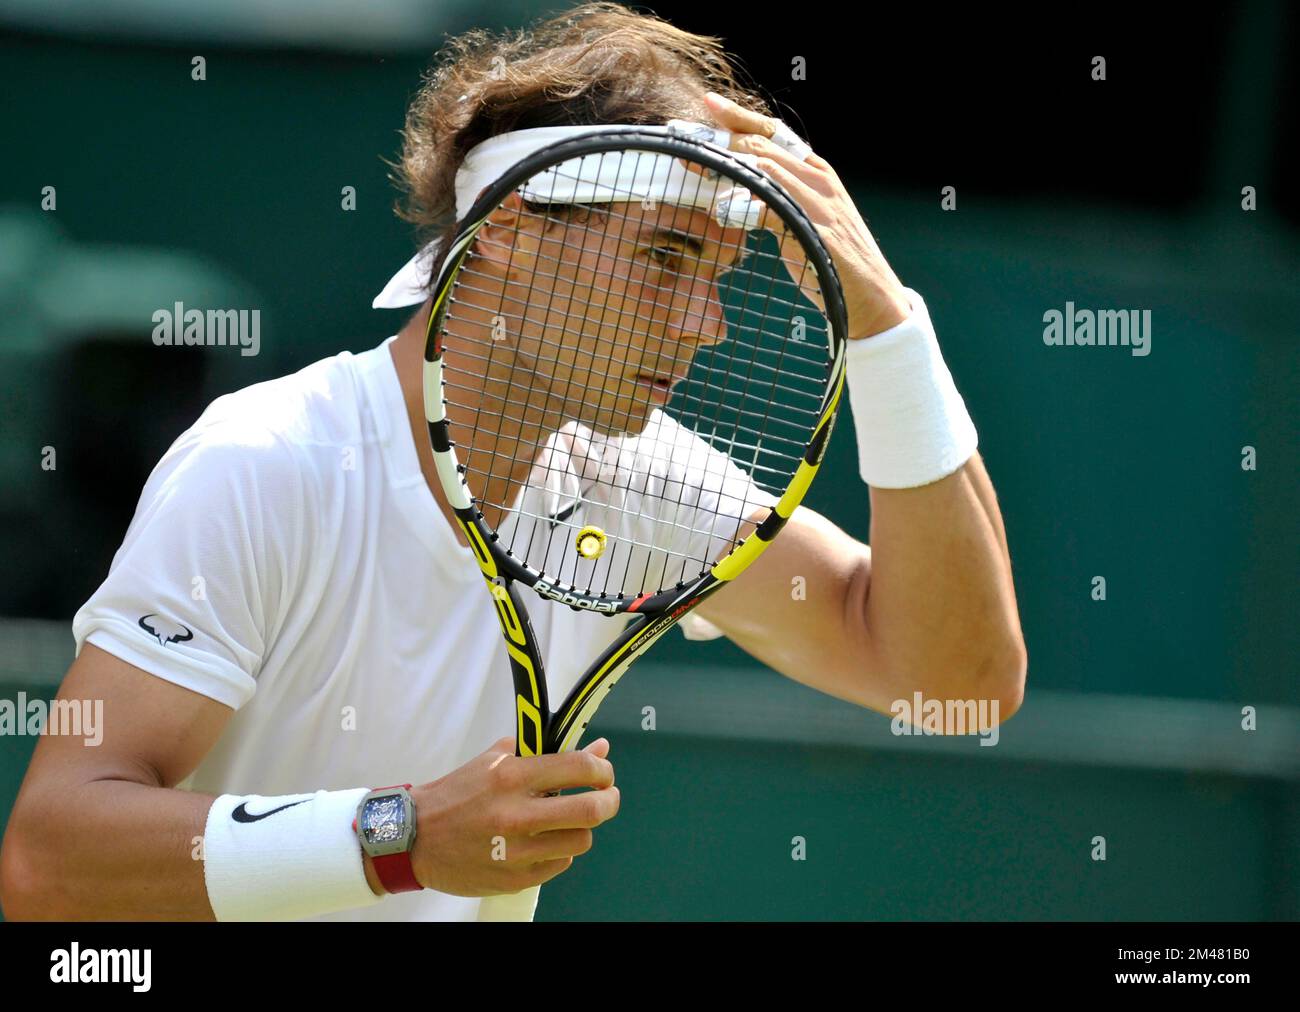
[
  {"x1": 475, "y1": 780, "x2": 562, "y2": 921},
  {"x1": 478, "y1": 885, "x2": 541, "y2": 922}
]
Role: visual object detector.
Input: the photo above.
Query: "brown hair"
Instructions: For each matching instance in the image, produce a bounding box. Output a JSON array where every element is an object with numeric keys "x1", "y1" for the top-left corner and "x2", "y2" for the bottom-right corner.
[{"x1": 394, "y1": 3, "x2": 771, "y2": 261}]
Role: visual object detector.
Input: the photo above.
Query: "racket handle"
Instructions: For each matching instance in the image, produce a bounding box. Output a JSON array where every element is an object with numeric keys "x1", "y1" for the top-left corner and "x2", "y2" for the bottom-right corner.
[
  {"x1": 476, "y1": 757, "x2": 568, "y2": 921},
  {"x1": 478, "y1": 885, "x2": 541, "y2": 922}
]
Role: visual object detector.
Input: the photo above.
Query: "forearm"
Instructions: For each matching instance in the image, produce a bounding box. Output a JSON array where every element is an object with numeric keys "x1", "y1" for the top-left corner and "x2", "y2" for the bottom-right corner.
[
  {"x1": 865, "y1": 451, "x2": 1025, "y2": 709},
  {"x1": 1, "y1": 780, "x2": 386, "y2": 921},
  {"x1": 1, "y1": 779, "x2": 217, "y2": 921}
]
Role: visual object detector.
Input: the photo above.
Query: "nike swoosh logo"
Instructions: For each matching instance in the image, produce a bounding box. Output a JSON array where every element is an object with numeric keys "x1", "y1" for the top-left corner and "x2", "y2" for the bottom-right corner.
[
  {"x1": 232, "y1": 800, "x2": 310, "y2": 823},
  {"x1": 547, "y1": 500, "x2": 582, "y2": 529}
]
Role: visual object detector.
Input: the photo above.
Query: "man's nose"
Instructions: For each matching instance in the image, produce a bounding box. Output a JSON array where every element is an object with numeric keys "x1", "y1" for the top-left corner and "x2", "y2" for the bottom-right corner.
[{"x1": 670, "y1": 275, "x2": 727, "y2": 348}]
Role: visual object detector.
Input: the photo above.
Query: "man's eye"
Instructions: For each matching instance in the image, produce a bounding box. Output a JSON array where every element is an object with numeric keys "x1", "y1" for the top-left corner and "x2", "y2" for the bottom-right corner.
[{"x1": 648, "y1": 246, "x2": 682, "y2": 268}]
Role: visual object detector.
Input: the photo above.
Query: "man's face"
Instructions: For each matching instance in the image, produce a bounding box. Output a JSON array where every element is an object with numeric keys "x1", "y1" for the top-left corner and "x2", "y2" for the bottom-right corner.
[{"x1": 465, "y1": 195, "x2": 753, "y2": 436}]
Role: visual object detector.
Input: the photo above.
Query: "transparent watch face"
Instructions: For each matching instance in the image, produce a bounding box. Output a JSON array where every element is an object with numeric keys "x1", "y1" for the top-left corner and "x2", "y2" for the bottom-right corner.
[{"x1": 361, "y1": 796, "x2": 406, "y2": 845}]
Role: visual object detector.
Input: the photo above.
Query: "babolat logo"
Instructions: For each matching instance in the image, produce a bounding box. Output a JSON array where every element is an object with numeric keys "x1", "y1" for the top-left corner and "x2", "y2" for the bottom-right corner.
[{"x1": 534, "y1": 579, "x2": 619, "y2": 613}]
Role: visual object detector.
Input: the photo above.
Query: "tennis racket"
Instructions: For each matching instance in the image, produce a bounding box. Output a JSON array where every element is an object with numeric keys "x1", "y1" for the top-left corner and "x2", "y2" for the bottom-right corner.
[{"x1": 421, "y1": 126, "x2": 847, "y2": 920}]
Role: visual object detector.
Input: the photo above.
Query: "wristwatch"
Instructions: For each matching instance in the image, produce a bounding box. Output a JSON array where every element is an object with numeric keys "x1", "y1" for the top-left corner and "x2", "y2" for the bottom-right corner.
[{"x1": 353, "y1": 784, "x2": 422, "y2": 894}]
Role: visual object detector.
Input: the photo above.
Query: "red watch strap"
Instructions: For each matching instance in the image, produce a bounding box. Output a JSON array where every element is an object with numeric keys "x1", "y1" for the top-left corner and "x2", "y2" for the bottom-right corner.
[{"x1": 372, "y1": 851, "x2": 422, "y2": 893}]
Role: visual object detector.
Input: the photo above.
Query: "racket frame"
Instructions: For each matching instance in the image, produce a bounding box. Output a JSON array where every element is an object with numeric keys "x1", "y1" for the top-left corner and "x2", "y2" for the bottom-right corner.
[{"x1": 420, "y1": 129, "x2": 847, "y2": 914}]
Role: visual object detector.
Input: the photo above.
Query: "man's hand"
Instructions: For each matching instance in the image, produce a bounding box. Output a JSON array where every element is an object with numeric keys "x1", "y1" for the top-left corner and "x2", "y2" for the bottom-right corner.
[
  {"x1": 404, "y1": 737, "x2": 620, "y2": 897},
  {"x1": 702, "y1": 91, "x2": 913, "y2": 340}
]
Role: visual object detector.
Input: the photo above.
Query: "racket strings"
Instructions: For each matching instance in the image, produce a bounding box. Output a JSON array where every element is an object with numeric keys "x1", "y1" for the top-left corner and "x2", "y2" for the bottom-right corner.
[
  {"x1": 439, "y1": 365, "x2": 821, "y2": 453},
  {"x1": 457, "y1": 234, "x2": 828, "y2": 324},
  {"x1": 448, "y1": 197, "x2": 830, "y2": 359},
  {"x1": 515, "y1": 164, "x2": 711, "y2": 595},
  {"x1": 479, "y1": 162, "x2": 808, "y2": 594},
  {"x1": 445, "y1": 215, "x2": 830, "y2": 383},
  {"x1": 464, "y1": 444, "x2": 765, "y2": 544},
  {"x1": 440, "y1": 146, "x2": 830, "y2": 599},
  {"x1": 517, "y1": 157, "x2": 655, "y2": 587},
  {"x1": 443, "y1": 232, "x2": 829, "y2": 445},
  {"x1": 438, "y1": 322, "x2": 829, "y2": 411},
  {"x1": 498, "y1": 500, "x2": 747, "y2": 573},
  {"x1": 441, "y1": 398, "x2": 807, "y2": 490},
  {"x1": 483, "y1": 169, "x2": 624, "y2": 580},
  {"x1": 453, "y1": 152, "x2": 671, "y2": 589}
]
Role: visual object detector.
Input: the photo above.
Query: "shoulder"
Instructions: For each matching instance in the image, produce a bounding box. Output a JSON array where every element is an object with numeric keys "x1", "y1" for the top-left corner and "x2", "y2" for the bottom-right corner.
[
  {"x1": 163, "y1": 343, "x2": 392, "y2": 488},
  {"x1": 195, "y1": 347, "x2": 375, "y2": 453},
  {"x1": 134, "y1": 347, "x2": 388, "y2": 539},
  {"x1": 622, "y1": 410, "x2": 770, "y2": 503},
  {"x1": 621, "y1": 410, "x2": 721, "y2": 476}
]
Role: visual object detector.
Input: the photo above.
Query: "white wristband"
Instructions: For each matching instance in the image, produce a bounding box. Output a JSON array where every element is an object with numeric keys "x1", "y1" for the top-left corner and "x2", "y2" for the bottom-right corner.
[
  {"x1": 843, "y1": 288, "x2": 978, "y2": 489},
  {"x1": 202, "y1": 789, "x2": 382, "y2": 921}
]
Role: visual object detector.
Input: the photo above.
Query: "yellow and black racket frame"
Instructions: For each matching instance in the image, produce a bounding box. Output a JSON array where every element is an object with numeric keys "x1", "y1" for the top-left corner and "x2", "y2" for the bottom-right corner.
[{"x1": 422, "y1": 129, "x2": 847, "y2": 756}]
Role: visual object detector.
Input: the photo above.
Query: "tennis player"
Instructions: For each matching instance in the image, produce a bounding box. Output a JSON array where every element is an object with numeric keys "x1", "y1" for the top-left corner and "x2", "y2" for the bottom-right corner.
[{"x1": 0, "y1": 4, "x2": 1024, "y2": 921}]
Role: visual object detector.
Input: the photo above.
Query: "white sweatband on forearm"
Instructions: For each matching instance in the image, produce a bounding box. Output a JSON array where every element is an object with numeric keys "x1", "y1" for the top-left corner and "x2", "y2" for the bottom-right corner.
[
  {"x1": 202, "y1": 789, "x2": 383, "y2": 921},
  {"x1": 843, "y1": 288, "x2": 979, "y2": 489}
]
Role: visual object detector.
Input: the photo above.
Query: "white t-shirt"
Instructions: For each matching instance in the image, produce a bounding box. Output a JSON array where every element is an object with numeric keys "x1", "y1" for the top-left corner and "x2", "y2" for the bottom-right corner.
[{"x1": 72, "y1": 336, "x2": 774, "y2": 921}]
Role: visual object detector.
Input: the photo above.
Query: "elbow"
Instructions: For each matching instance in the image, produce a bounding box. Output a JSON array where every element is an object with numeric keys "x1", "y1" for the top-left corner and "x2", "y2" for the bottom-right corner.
[
  {"x1": 978, "y1": 635, "x2": 1027, "y2": 723},
  {"x1": 872, "y1": 625, "x2": 1028, "y2": 723},
  {"x1": 1, "y1": 802, "x2": 72, "y2": 921},
  {"x1": 0, "y1": 821, "x2": 41, "y2": 921},
  {"x1": 875, "y1": 636, "x2": 1026, "y2": 728}
]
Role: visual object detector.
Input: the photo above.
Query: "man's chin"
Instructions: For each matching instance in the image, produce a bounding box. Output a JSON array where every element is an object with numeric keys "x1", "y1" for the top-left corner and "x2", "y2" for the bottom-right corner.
[{"x1": 572, "y1": 401, "x2": 658, "y2": 438}]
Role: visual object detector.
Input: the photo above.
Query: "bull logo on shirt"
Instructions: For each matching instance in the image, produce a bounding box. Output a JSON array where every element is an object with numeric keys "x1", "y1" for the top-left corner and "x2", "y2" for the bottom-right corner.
[{"x1": 138, "y1": 614, "x2": 194, "y2": 647}]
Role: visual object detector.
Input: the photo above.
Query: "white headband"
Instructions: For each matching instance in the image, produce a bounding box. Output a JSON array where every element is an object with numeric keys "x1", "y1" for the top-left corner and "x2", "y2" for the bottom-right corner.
[{"x1": 371, "y1": 120, "x2": 808, "y2": 310}]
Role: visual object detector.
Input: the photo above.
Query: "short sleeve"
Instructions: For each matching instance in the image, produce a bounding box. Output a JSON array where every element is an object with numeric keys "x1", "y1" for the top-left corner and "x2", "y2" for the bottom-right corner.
[
  {"x1": 678, "y1": 611, "x2": 727, "y2": 641},
  {"x1": 664, "y1": 425, "x2": 778, "y2": 641},
  {"x1": 72, "y1": 424, "x2": 305, "y2": 710},
  {"x1": 676, "y1": 440, "x2": 778, "y2": 571}
]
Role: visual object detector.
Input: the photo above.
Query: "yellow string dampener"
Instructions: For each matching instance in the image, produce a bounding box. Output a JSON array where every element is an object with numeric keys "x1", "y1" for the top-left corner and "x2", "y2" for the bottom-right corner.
[{"x1": 574, "y1": 525, "x2": 607, "y2": 560}]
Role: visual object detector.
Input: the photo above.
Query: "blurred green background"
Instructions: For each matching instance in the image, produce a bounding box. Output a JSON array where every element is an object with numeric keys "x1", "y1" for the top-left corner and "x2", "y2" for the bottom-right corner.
[{"x1": 0, "y1": 1, "x2": 1296, "y2": 920}]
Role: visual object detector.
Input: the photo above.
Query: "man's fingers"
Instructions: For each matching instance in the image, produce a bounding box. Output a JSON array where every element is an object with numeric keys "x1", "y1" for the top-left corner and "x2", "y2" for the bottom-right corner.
[
  {"x1": 580, "y1": 737, "x2": 610, "y2": 758},
  {"x1": 491, "y1": 856, "x2": 576, "y2": 894},
  {"x1": 510, "y1": 827, "x2": 599, "y2": 865},
  {"x1": 490, "y1": 787, "x2": 619, "y2": 857},
  {"x1": 703, "y1": 92, "x2": 814, "y2": 159},
  {"x1": 528, "y1": 784, "x2": 621, "y2": 832},
  {"x1": 509, "y1": 748, "x2": 615, "y2": 794},
  {"x1": 752, "y1": 156, "x2": 825, "y2": 223},
  {"x1": 703, "y1": 91, "x2": 775, "y2": 137},
  {"x1": 734, "y1": 133, "x2": 824, "y2": 190}
]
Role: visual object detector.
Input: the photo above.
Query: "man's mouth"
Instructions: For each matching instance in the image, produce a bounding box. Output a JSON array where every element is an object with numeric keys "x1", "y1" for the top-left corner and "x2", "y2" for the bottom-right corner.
[
  {"x1": 626, "y1": 370, "x2": 687, "y2": 405},
  {"x1": 631, "y1": 370, "x2": 687, "y2": 391}
]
